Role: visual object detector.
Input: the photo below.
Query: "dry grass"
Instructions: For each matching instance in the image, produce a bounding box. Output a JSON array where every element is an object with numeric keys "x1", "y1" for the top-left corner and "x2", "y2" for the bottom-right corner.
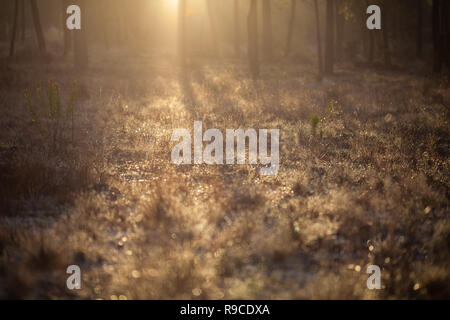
[{"x1": 0, "y1": 48, "x2": 449, "y2": 299}]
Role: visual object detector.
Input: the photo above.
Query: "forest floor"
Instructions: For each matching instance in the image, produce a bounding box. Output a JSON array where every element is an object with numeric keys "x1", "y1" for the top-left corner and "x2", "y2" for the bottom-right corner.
[{"x1": 0, "y1": 47, "x2": 449, "y2": 299}]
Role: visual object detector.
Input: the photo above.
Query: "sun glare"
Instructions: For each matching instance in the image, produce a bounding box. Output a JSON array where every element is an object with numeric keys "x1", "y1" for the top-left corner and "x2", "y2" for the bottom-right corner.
[{"x1": 165, "y1": 0, "x2": 179, "y2": 8}]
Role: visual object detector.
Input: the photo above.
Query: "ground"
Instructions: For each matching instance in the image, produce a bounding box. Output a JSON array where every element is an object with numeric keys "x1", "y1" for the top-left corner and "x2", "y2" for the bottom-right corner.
[{"x1": 0, "y1": 47, "x2": 449, "y2": 299}]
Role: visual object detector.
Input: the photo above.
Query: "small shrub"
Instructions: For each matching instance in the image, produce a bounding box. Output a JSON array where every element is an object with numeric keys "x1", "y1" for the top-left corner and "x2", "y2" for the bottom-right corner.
[
  {"x1": 326, "y1": 99, "x2": 343, "y2": 118},
  {"x1": 24, "y1": 79, "x2": 78, "y2": 152},
  {"x1": 310, "y1": 114, "x2": 320, "y2": 136}
]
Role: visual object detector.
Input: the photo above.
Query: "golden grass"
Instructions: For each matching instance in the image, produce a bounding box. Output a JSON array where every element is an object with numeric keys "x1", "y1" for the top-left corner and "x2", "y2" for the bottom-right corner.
[{"x1": 0, "y1": 51, "x2": 449, "y2": 299}]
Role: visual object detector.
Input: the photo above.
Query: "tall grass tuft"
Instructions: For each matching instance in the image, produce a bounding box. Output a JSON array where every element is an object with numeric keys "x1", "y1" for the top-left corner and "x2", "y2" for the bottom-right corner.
[{"x1": 24, "y1": 79, "x2": 78, "y2": 152}]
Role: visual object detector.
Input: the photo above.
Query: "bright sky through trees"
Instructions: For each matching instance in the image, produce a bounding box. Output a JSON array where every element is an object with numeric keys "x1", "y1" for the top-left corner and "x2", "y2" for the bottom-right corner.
[{"x1": 165, "y1": 0, "x2": 179, "y2": 9}]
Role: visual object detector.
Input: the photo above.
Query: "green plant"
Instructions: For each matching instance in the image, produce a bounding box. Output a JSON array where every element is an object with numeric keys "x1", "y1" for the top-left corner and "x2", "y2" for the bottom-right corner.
[
  {"x1": 309, "y1": 113, "x2": 320, "y2": 136},
  {"x1": 326, "y1": 99, "x2": 343, "y2": 118},
  {"x1": 24, "y1": 79, "x2": 78, "y2": 151}
]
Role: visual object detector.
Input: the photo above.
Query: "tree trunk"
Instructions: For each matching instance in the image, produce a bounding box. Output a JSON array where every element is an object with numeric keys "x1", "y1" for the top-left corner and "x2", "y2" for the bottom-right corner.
[
  {"x1": 234, "y1": 0, "x2": 240, "y2": 57},
  {"x1": 62, "y1": 0, "x2": 72, "y2": 56},
  {"x1": 206, "y1": 0, "x2": 219, "y2": 57},
  {"x1": 262, "y1": 0, "x2": 273, "y2": 61},
  {"x1": 368, "y1": 30, "x2": 374, "y2": 64},
  {"x1": 361, "y1": 9, "x2": 368, "y2": 57},
  {"x1": 366, "y1": 0, "x2": 374, "y2": 65},
  {"x1": 335, "y1": 0, "x2": 344, "y2": 62},
  {"x1": 9, "y1": 0, "x2": 19, "y2": 57},
  {"x1": 416, "y1": 0, "x2": 423, "y2": 58},
  {"x1": 73, "y1": 0, "x2": 88, "y2": 70},
  {"x1": 102, "y1": 0, "x2": 111, "y2": 49},
  {"x1": 30, "y1": 0, "x2": 47, "y2": 58},
  {"x1": 392, "y1": 8, "x2": 398, "y2": 40},
  {"x1": 284, "y1": 0, "x2": 296, "y2": 57},
  {"x1": 247, "y1": 0, "x2": 259, "y2": 77},
  {"x1": 441, "y1": 0, "x2": 449, "y2": 68},
  {"x1": 382, "y1": 0, "x2": 390, "y2": 66},
  {"x1": 314, "y1": 0, "x2": 323, "y2": 77},
  {"x1": 324, "y1": 0, "x2": 335, "y2": 74},
  {"x1": 20, "y1": 0, "x2": 25, "y2": 41},
  {"x1": 433, "y1": 0, "x2": 442, "y2": 73},
  {"x1": 178, "y1": 0, "x2": 187, "y2": 68}
]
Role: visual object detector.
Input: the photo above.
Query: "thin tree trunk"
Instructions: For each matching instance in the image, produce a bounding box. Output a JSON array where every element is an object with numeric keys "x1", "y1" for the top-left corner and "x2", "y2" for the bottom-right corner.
[
  {"x1": 248, "y1": 0, "x2": 259, "y2": 77},
  {"x1": 206, "y1": 0, "x2": 219, "y2": 57},
  {"x1": 234, "y1": 0, "x2": 240, "y2": 57},
  {"x1": 314, "y1": 0, "x2": 323, "y2": 77},
  {"x1": 262, "y1": 0, "x2": 273, "y2": 61},
  {"x1": 73, "y1": 0, "x2": 88, "y2": 70},
  {"x1": 382, "y1": 0, "x2": 390, "y2": 66},
  {"x1": 62, "y1": 0, "x2": 72, "y2": 56},
  {"x1": 284, "y1": 0, "x2": 296, "y2": 57},
  {"x1": 368, "y1": 30, "x2": 374, "y2": 64},
  {"x1": 9, "y1": 0, "x2": 19, "y2": 57},
  {"x1": 335, "y1": 0, "x2": 344, "y2": 62},
  {"x1": 366, "y1": 0, "x2": 374, "y2": 65},
  {"x1": 361, "y1": 11, "x2": 368, "y2": 57},
  {"x1": 441, "y1": 0, "x2": 449, "y2": 68},
  {"x1": 30, "y1": 0, "x2": 47, "y2": 57},
  {"x1": 392, "y1": 8, "x2": 398, "y2": 40},
  {"x1": 102, "y1": 0, "x2": 110, "y2": 49},
  {"x1": 433, "y1": 0, "x2": 442, "y2": 73},
  {"x1": 178, "y1": 0, "x2": 187, "y2": 68},
  {"x1": 20, "y1": 0, "x2": 25, "y2": 41},
  {"x1": 416, "y1": 0, "x2": 423, "y2": 58},
  {"x1": 324, "y1": 0, "x2": 335, "y2": 74}
]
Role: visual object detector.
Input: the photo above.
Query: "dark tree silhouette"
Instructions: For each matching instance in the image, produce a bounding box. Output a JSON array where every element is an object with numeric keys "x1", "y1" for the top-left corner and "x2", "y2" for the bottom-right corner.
[
  {"x1": 433, "y1": 0, "x2": 442, "y2": 73},
  {"x1": 324, "y1": 0, "x2": 335, "y2": 74},
  {"x1": 30, "y1": 0, "x2": 47, "y2": 58},
  {"x1": 178, "y1": 0, "x2": 187, "y2": 68},
  {"x1": 9, "y1": 0, "x2": 19, "y2": 57},
  {"x1": 62, "y1": 0, "x2": 72, "y2": 56},
  {"x1": 234, "y1": 0, "x2": 240, "y2": 57},
  {"x1": 381, "y1": 0, "x2": 390, "y2": 66},
  {"x1": 73, "y1": 0, "x2": 88, "y2": 70},
  {"x1": 335, "y1": 0, "x2": 344, "y2": 61},
  {"x1": 442, "y1": 0, "x2": 449, "y2": 68},
  {"x1": 365, "y1": 0, "x2": 374, "y2": 65},
  {"x1": 359, "y1": 2, "x2": 368, "y2": 59},
  {"x1": 417, "y1": 0, "x2": 423, "y2": 58},
  {"x1": 314, "y1": 0, "x2": 323, "y2": 77},
  {"x1": 248, "y1": 0, "x2": 259, "y2": 77},
  {"x1": 284, "y1": 0, "x2": 297, "y2": 57},
  {"x1": 368, "y1": 30, "x2": 374, "y2": 64},
  {"x1": 20, "y1": 0, "x2": 25, "y2": 41},
  {"x1": 262, "y1": 0, "x2": 273, "y2": 61},
  {"x1": 206, "y1": 0, "x2": 219, "y2": 57}
]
